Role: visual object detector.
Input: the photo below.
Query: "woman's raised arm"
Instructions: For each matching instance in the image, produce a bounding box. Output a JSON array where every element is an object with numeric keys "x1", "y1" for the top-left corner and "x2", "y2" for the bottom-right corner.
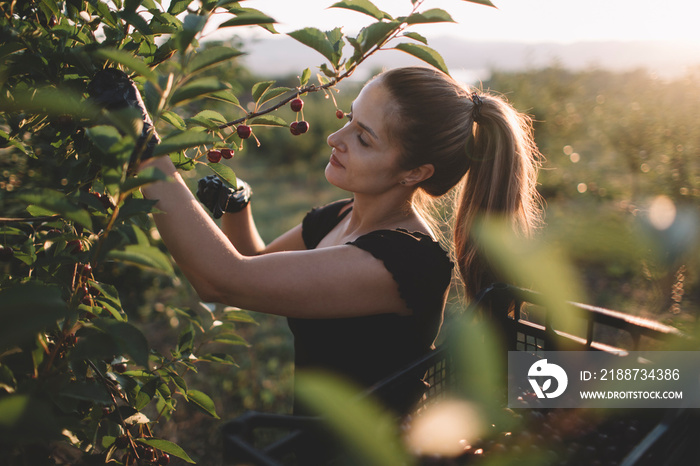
[{"x1": 140, "y1": 156, "x2": 409, "y2": 318}]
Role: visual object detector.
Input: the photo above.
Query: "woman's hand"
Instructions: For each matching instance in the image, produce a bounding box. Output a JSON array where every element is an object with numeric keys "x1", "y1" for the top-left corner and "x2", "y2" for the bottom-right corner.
[
  {"x1": 87, "y1": 68, "x2": 160, "y2": 167},
  {"x1": 196, "y1": 175, "x2": 252, "y2": 219}
]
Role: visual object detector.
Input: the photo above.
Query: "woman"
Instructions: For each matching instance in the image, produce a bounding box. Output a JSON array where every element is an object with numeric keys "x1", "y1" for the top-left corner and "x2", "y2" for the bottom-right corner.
[{"x1": 98, "y1": 66, "x2": 542, "y2": 413}]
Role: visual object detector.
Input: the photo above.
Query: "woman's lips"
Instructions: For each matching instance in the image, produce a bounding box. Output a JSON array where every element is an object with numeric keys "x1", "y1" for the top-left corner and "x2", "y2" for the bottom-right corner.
[{"x1": 330, "y1": 154, "x2": 345, "y2": 168}]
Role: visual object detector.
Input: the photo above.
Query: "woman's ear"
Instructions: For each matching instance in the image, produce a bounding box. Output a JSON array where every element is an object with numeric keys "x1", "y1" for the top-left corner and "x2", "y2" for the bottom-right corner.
[{"x1": 401, "y1": 164, "x2": 435, "y2": 187}]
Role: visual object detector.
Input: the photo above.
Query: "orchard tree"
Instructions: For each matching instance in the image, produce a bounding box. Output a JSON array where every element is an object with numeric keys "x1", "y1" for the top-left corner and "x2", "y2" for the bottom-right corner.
[{"x1": 0, "y1": 0, "x2": 495, "y2": 464}]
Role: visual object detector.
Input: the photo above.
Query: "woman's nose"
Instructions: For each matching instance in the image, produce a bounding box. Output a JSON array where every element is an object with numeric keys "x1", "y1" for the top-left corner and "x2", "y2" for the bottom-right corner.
[{"x1": 327, "y1": 128, "x2": 344, "y2": 151}]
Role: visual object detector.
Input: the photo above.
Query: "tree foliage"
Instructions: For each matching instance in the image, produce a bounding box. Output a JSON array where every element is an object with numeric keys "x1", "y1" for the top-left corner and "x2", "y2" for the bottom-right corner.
[{"x1": 0, "y1": 0, "x2": 492, "y2": 464}]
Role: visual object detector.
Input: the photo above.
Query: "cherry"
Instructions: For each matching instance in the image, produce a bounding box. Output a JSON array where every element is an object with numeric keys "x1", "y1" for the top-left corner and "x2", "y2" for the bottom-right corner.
[
  {"x1": 0, "y1": 245, "x2": 14, "y2": 261},
  {"x1": 296, "y1": 121, "x2": 310, "y2": 134},
  {"x1": 115, "y1": 435, "x2": 130, "y2": 449},
  {"x1": 236, "y1": 125, "x2": 252, "y2": 139},
  {"x1": 290, "y1": 98, "x2": 304, "y2": 112},
  {"x1": 157, "y1": 453, "x2": 171, "y2": 465},
  {"x1": 112, "y1": 362, "x2": 127, "y2": 373},
  {"x1": 336, "y1": 109, "x2": 344, "y2": 119},
  {"x1": 221, "y1": 148, "x2": 234, "y2": 159},
  {"x1": 289, "y1": 121, "x2": 300, "y2": 136},
  {"x1": 67, "y1": 240, "x2": 83, "y2": 254},
  {"x1": 206, "y1": 149, "x2": 222, "y2": 163},
  {"x1": 81, "y1": 263, "x2": 93, "y2": 276}
]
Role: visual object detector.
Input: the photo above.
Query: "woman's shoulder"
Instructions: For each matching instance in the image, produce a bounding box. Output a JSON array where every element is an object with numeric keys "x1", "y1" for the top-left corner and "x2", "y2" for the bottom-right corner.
[
  {"x1": 302, "y1": 198, "x2": 353, "y2": 249},
  {"x1": 349, "y1": 228, "x2": 453, "y2": 274}
]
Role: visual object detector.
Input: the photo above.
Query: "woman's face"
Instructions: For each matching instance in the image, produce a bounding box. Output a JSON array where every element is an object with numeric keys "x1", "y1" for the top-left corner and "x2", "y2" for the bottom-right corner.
[{"x1": 325, "y1": 78, "x2": 407, "y2": 195}]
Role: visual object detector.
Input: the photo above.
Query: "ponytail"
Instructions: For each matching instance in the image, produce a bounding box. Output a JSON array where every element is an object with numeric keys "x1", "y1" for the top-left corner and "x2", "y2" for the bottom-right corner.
[
  {"x1": 378, "y1": 67, "x2": 543, "y2": 302},
  {"x1": 454, "y1": 95, "x2": 543, "y2": 300}
]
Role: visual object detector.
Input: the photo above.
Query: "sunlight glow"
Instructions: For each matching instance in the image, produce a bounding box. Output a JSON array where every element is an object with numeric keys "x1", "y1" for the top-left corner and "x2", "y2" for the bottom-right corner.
[
  {"x1": 648, "y1": 195, "x2": 676, "y2": 230},
  {"x1": 404, "y1": 399, "x2": 485, "y2": 457}
]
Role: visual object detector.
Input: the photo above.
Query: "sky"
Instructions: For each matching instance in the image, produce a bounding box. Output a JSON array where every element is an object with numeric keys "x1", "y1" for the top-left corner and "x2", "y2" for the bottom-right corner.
[{"x1": 206, "y1": 0, "x2": 700, "y2": 45}]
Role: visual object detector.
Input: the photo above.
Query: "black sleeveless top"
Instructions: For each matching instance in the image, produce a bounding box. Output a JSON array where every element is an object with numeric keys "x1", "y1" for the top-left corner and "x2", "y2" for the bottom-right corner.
[{"x1": 287, "y1": 199, "x2": 453, "y2": 410}]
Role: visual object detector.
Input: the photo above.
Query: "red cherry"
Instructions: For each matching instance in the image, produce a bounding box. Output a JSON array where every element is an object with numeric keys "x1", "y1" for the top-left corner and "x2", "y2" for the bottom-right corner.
[
  {"x1": 113, "y1": 362, "x2": 127, "y2": 373},
  {"x1": 336, "y1": 109, "x2": 344, "y2": 119},
  {"x1": 290, "y1": 98, "x2": 304, "y2": 112},
  {"x1": 207, "y1": 149, "x2": 222, "y2": 163},
  {"x1": 221, "y1": 148, "x2": 234, "y2": 159},
  {"x1": 289, "y1": 121, "x2": 300, "y2": 136},
  {"x1": 67, "y1": 240, "x2": 83, "y2": 254},
  {"x1": 158, "y1": 453, "x2": 171, "y2": 465},
  {"x1": 236, "y1": 125, "x2": 252, "y2": 139},
  {"x1": 0, "y1": 245, "x2": 14, "y2": 261},
  {"x1": 296, "y1": 121, "x2": 310, "y2": 134}
]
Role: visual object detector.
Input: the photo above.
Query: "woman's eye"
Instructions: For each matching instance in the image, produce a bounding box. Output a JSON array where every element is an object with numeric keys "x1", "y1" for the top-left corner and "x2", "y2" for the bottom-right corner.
[{"x1": 357, "y1": 135, "x2": 369, "y2": 147}]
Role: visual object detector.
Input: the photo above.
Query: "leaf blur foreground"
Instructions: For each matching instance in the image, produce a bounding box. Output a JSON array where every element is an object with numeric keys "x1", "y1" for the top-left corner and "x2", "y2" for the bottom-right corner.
[
  {"x1": 296, "y1": 371, "x2": 412, "y2": 465},
  {"x1": 474, "y1": 216, "x2": 586, "y2": 333}
]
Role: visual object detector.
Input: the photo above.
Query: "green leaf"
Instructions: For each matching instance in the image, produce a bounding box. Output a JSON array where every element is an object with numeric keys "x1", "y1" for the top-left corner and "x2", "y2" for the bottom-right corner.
[
  {"x1": 288, "y1": 27, "x2": 336, "y2": 65},
  {"x1": 107, "y1": 244, "x2": 174, "y2": 275},
  {"x1": 0, "y1": 283, "x2": 67, "y2": 350},
  {"x1": 393, "y1": 42, "x2": 449, "y2": 75},
  {"x1": 259, "y1": 86, "x2": 291, "y2": 106},
  {"x1": 120, "y1": 165, "x2": 169, "y2": 194},
  {"x1": 118, "y1": 9, "x2": 153, "y2": 36},
  {"x1": 219, "y1": 11, "x2": 276, "y2": 28},
  {"x1": 187, "y1": 46, "x2": 243, "y2": 74},
  {"x1": 462, "y1": 0, "x2": 497, "y2": 7},
  {"x1": 0, "y1": 395, "x2": 62, "y2": 443},
  {"x1": 211, "y1": 333, "x2": 249, "y2": 346},
  {"x1": 222, "y1": 308, "x2": 258, "y2": 324},
  {"x1": 297, "y1": 372, "x2": 410, "y2": 465},
  {"x1": 249, "y1": 115, "x2": 287, "y2": 127},
  {"x1": 3, "y1": 87, "x2": 98, "y2": 120},
  {"x1": 199, "y1": 353, "x2": 237, "y2": 365},
  {"x1": 329, "y1": 0, "x2": 391, "y2": 20},
  {"x1": 404, "y1": 8, "x2": 455, "y2": 24},
  {"x1": 187, "y1": 110, "x2": 227, "y2": 130},
  {"x1": 170, "y1": 76, "x2": 229, "y2": 106},
  {"x1": 169, "y1": 151, "x2": 196, "y2": 170},
  {"x1": 94, "y1": 320, "x2": 150, "y2": 367},
  {"x1": 153, "y1": 130, "x2": 218, "y2": 156},
  {"x1": 208, "y1": 90, "x2": 241, "y2": 106},
  {"x1": 402, "y1": 32, "x2": 428, "y2": 44},
  {"x1": 91, "y1": 48, "x2": 157, "y2": 83},
  {"x1": 168, "y1": 0, "x2": 190, "y2": 15},
  {"x1": 160, "y1": 110, "x2": 187, "y2": 131},
  {"x1": 251, "y1": 80, "x2": 275, "y2": 104},
  {"x1": 116, "y1": 198, "x2": 160, "y2": 222},
  {"x1": 206, "y1": 162, "x2": 238, "y2": 189},
  {"x1": 300, "y1": 68, "x2": 311, "y2": 86},
  {"x1": 16, "y1": 189, "x2": 92, "y2": 230},
  {"x1": 59, "y1": 380, "x2": 112, "y2": 404},
  {"x1": 186, "y1": 389, "x2": 219, "y2": 418},
  {"x1": 172, "y1": 13, "x2": 206, "y2": 53},
  {"x1": 137, "y1": 438, "x2": 196, "y2": 463},
  {"x1": 356, "y1": 21, "x2": 399, "y2": 53}
]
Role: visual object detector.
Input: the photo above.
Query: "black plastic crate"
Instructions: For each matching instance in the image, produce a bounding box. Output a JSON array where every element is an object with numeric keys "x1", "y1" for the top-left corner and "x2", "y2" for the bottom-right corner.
[{"x1": 222, "y1": 283, "x2": 698, "y2": 465}]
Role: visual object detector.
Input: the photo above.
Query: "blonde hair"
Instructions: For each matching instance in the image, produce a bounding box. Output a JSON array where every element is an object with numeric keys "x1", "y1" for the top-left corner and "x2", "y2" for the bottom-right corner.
[{"x1": 377, "y1": 67, "x2": 543, "y2": 301}]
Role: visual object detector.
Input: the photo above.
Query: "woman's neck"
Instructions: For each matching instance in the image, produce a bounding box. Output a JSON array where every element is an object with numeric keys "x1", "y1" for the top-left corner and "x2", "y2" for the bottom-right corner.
[{"x1": 344, "y1": 191, "x2": 419, "y2": 237}]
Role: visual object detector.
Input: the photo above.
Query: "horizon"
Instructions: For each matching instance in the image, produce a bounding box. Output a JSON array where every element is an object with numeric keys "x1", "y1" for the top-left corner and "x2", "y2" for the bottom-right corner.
[{"x1": 203, "y1": 0, "x2": 700, "y2": 46}]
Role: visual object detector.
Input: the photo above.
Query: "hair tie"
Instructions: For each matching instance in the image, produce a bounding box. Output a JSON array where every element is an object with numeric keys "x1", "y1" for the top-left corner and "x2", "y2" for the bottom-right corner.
[{"x1": 470, "y1": 92, "x2": 483, "y2": 123}]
